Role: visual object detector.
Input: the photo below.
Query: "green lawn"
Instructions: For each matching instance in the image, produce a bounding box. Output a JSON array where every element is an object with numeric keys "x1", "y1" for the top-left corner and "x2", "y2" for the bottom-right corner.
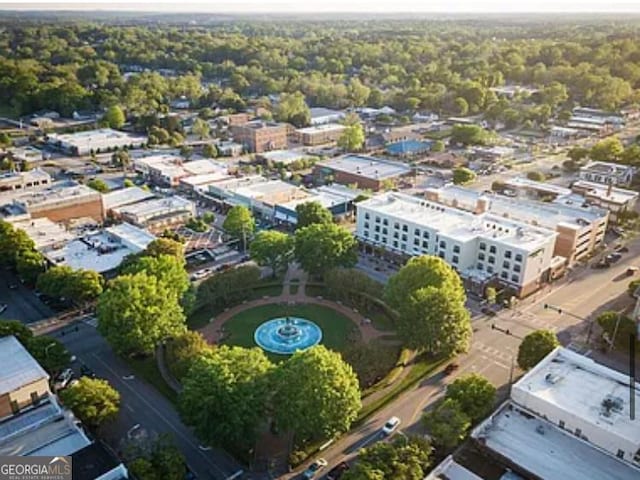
[{"x1": 222, "y1": 303, "x2": 359, "y2": 360}]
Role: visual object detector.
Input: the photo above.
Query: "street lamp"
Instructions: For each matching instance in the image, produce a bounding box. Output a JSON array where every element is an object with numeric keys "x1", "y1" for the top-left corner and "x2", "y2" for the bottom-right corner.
[{"x1": 44, "y1": 342, "x2": 57, "y2": 359}]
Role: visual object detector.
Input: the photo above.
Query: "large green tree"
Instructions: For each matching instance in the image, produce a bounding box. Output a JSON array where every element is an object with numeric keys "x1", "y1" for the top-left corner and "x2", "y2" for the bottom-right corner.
[
  {"x1": 452, "y1": 167, "x2": 476, "y2": 185},
  {"x1": 195, "y1": 265, "x2": 261, "y2": 310},
  {"x1": 103, "y1": 105, "x2": 126, "y2": 129},
  {"x1": 26, "y1": 336, "x2": 71, "y2": 374},
  {"x1": 0, "y1": 320, "x2": 33, "y2": 345},
  {"x1": 423, "y1": 398, "x2": 471, "y2": 449},
  {"x1": 337, "y1": 115, "x2": 365, "y2": 152},
  {"x1": 179, "y1": 346, "x2": 273, "y2": 449},
  {"x1": 166, "y1": 331, "x2": 214, "y2": 380},
  {"x1": 37, "y1": 266, "x2": 103, "y2": 304},
  {"x1": 59, "y1": 377, "x2": 120, "y2": 427},
  {"x1": 121, "y1": 255, "x2": 189, "y2": 301},
  {"x1": 144, "y1": 238, "x2": 185, "y2": 260},
  {"x1": 445, "y1": 373, "x2": 496, "y2": 422},
  {"x1": 273, "y1": 345, "x2": 361, "y2": 442},
  {"x1": 295, "y1": 201, "x2": 333, "y2": 228},
  {"x1": 16, "y1": 250, "x2": 45, "y2": 285},
  {"x1": 222, "y1": 205, "x2": 255, "y2": 250},
  {"x1": 97, "y1": 273, "x2": 186, "y2": 356},
  {"x1": 294, "y1": 223, "x2": 358, "y2": 276},
  {"x1": 517, "y1": 329, "x2": 559, "y2": 370},
  {"x1": 249, "y1": 230, "x2": 294, "y2": 278},
  {"x1": 590, "y1": 137, "x2": 624, "y2": 163},
  {"x1": 126, "y1": 436, "x2": 186, "y2": 480},
  {"x1": 450, "y1": 124, "x2": 492, "y2": 146},
  {"x1": 274, "y1": 91, "x2": 311, "y2": 127}
]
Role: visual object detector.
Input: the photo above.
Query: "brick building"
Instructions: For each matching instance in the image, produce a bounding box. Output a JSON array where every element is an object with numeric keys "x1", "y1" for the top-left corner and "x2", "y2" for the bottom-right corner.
[
  {"x1": 314, "y1": 154, "x2": 412, "y2": 191},
  {"x1": 230, "y1": 121, "x2": 288, "y2": 153}
]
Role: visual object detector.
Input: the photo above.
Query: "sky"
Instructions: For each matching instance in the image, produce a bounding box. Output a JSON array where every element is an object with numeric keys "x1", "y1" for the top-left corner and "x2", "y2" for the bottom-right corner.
[{"x1": 2, "y1": 0, "x2": 640, "y2": 13}]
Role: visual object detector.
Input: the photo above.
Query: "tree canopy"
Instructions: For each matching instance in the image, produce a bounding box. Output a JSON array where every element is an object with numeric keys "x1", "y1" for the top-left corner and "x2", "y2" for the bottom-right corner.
[
  {"x1": 450, "y1": 124, "x2": 492, "y2": 146},
  {"x1": 59, "y1": 377, "x2": 120, "y2": 427},
  {"x1": 103, "y1": 105, "x2": 126, "y2": 128},
  {"x1": 249, "y1": 230, "x2": 294, "y2": 278},
  {"x1": 517, "y1": 329, "x2": 560, "y2": 370},
  {"x1": 222, "y1": 205, "x2": 255, "y2": 250},
  {"x1": 445, "y1": 373, "x2": 496, "y2": 422},
  {"x1": 423, "y1": 398, "x2": 471, "y2": 449},
  {"x1": 294, "y1": 223, "x2": 358, "y2": 276},
  {"x1": 37, "y1": 266, "x2": 103, "y2": 304},
  {"x1": 452, "y1": 167, "x2": 476, "y2": 185},
  {"x1": 295, "y1": 201, "x2": 333, "y2": 228}
]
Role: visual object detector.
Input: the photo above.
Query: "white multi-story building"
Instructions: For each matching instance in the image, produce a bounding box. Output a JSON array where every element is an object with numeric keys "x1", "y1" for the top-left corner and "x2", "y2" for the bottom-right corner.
[{"x1": 356, "y1": 192, "x2": 557, "y2": 296}]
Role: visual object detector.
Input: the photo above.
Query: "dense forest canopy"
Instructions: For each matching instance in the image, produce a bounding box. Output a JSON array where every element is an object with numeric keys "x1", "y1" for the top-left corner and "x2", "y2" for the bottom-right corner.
[{"x1": 1, "y1": 16, "x2": 640, "y2": 121}]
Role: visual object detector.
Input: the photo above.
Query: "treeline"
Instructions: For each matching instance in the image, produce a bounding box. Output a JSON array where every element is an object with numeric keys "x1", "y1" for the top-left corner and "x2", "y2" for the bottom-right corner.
[{"x1": 1, "y1": 20, "x2": 640, "y2": 121}]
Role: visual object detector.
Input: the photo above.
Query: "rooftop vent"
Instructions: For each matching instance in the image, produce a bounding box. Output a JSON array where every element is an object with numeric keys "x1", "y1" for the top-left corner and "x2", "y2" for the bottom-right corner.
[{"x1": 545, "y1": 373, "x2": 561, "y2": 384}]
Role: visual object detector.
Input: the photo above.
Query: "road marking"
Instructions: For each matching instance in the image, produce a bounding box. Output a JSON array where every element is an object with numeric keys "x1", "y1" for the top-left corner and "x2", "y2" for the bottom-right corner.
[
  {"x1": 125, "y1": 404, "x2": 134, "y2": 412},
  {"x1": 90, "y1": 354, "x2": 230, "y2": 479}
]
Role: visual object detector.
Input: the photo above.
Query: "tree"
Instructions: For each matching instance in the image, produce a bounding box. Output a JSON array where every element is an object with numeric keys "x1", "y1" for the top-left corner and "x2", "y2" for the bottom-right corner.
[
  {"x1": 26, "y1": 336, "x2": 71, "y2": 374},
  {"x1": 97, "y1": 273, "x2": 186, "y2": 356},
  {"x1": 454, "y1": 97, "x2": 469, "y2": 116},
  {"x1": 294, "y1": 223, "x2": 358, "y2": 276},
  {"x1": 249, "y1": 230, "x2": 294, "y2": 278},
  {"x1": 59, "y1": 377, "x2": 120, "y2": 427},
  {"x1": 338, "y1": 121, "x2": 365, "y2": 152},
  {"x1": 485, "y1": 286, "x2": 497, "y2": 305},
  {"x1": 526, "y1": 171, "x2": 546, "y2": 181},
  {"x1": 385, "y1": 256, "x2": 471, "y2": 355},
  {"x1": 274, "y1": 91, "x2": 311, "y2": 127},
  {"x1": 450, "y1": 124, "x2": 491, "y2": 146},
  {"x1": 273, "y1": 346, "x2": 361, "y2": 442},
  {"x1": 222, "y1": 205, "x2": 255, "y2": 251},
  {"x1": 0, "y1": 132, "x2": 12, "y2": 148},
  {"x1": 295, "y1": 201, "x2": 333, "y2": 228},
  {"x1": 621, "y1": 144, "x2": 640, "y2": 167},
  {"x1": 166, "y1": 331, "x2": 214, "y2": 380},
  {"x1": 567, "y1": 146, "x2": 589, "y2": 163},
  {"x1": 452, "y1": 167, "x2": 476, "y2": 185},
  {"x1": 0, "y1": 220, "x2": 35, "y2": 266},
  {"x1": 103, "y1": 105, "x2": 126, "y2": 129},
  {"x1": 87, "y1": 178, "x2": 109, "y2": 193},
  {"x1": 202, "y1": 143, "x2": 218, "y2": 158},
  {"x1": 112, "y1": 149, "x2": 131, "y2": 172},
  {"x1": 0, "y1": 320, "x2": 34, "y2": 345},
  {"x1": 191, "y1": 118, "x2": 210, "y2": 139},
  {"x1": 127, "y1": 436, "x2": 186, "y2": 480},
  {"x1": 123, "y1": 179, "x2": 135, "y2": 187},
  {"x1": 121, "y1": 255, "x2": 189, "y2": 303},
  {"x1": 445, "y1": 373, "x2": 496, "y2": 422},
  {"x1": 431, "y1": 140, "x2": 445, "y2": 153},
  {"x1": 596, "y1": 311, "x2": 636, "y2": 348},
  {"x1": 145, "y1": 238, "x2": 184, "y2": 260},
  {"x1": 38, "y1": 267, "x2": 103, "y2": 304},
  {"x1": 344, "y1": 436, "x2": 432, "y2": 480},
  {"x1": 423, "y1": 398, "x2": 471, "y2": 449},
  {"x1": 517, "y1": 329, "x2": 559, "y2": 370},
  {"x1": 179, "y1": 346, "x2": 273, "y2": 449},
  {"x1": 16, "y1": 249, "x2": 45, "y2": 285},
  {"x1": 196, "y1": 265, "x2": 261, "y2": 310},
  {"x1": 590, "y1": 137, "x2": 624, "y2": 163}
]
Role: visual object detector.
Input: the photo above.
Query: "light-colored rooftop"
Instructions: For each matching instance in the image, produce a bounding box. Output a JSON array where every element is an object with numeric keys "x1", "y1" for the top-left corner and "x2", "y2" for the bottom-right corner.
[
  {"x1": 179, "y1": 172, "x2": 232, "y2": 188},
  {"x1": 0, "y1": 168, "x2": 51, "y2": 186},
  {"x1": 472, "y1": 402, "x2": 640, "y2": 480},
  {"x1": 504, "y1": 177, "x2": 572, "y2": 197},
  {"x1": 114, "y1": 195, "x2": 194, "y2": 220},
  {"x1": 7, "y1": 217, "x2": 76, "y2": 250},
  {"x1": 296, "y1": 123, "x2": 346, "y2": 135},
  {"x1": 0, "y1": 336, "x2": 49, "y2": 395},
  {"x1": 260, "y1": 150, "x2": 309, "y2": 165},
  {"x1": 512, "y1": 347, "x2": 640, "y2": 447},
  {"x1": 0, "y1": 181, "x2": 99, "y2": 209},
  {"x1": 48, "y1": 128, "x2": 146, "y2": 149},
  {"x1": 133, "y1": 153, "x2": 182, "y2": 169},
  {"x1": 580, "y1": 161, "x2": 633, "y2": 176},
  {"x1": 310, "y1": 107, "x2": 344, "y2": 119},
  {"x1": 317, "y1": 154, "x2": 412, "y2": 180},
  {"x1": 102, "y1": 186, "x2": 155, "y2": 210},
  {"x1": 182, "y1": 159, "x2": 228, "y2": 176},
  {"x1": 359, "y1": 192, "x2": 556, "y2": 250},
  {"x1": 425, "y1": 456, "x2": 483, "y2": 480},
  {"x1": 233, "y1": 180, "x2": 298, "y2": 199},
  {"x1": 106, "y1": 222, "x2": 156, "y2": 251},
  {"x1": 571, "y1": 180, "x2": 639, "y2": 205}
]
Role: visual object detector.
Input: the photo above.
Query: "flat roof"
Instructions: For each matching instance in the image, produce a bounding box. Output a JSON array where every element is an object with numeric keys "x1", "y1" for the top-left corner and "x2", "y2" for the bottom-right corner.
[
  {"x1": 0, "y1": 168, "x2": 51, "y2": 185},
  {"x1": 296, "y1": 123, "x2": 346, "y2": 135},
  {"x1": 426, "y1": 456, "x2": 484, "y2": 480},
  {"x1": 317, "y1": 154, "x2": 412, "y2": 180},
  {"x1": 182, "y1": 159, "x2": 228, "y2": 176},
  {"x1": 472, "y1": 403, "x2": 640, "y2": 480},
  {"x1": 8, "y1": 217, "x2": 76, "y2": 250},
  {"x1": 260, "y1": 150, "x2": 309, "y2": 165},
  {"x1": 359, "y1": 192, "x2": 555, "y2": 250},
  {"x1": 512, "y1": 347, "x2": 640, "y2": 447},
  {"x1": 48, "y1": 128, "x2": 146, "y2": 148},
  {"x1": 133, "y1": 153, "x2": 182, "y2": 168},
  {"x1": 233, "y1": 179, "x2": 298, "y2": 199},
  {"x1": 504, "y1": 177, "x2": 572, "y2": 197},
  {"x1": 106, "y1": 222, "x2": 156, "y2": 251},
  {"x1": 114, "y1": 196, "x2": 194, "y2": 219},
  {"x1": 0, "y1": 181, "x2": 99, "y2": 209},
  {"x1": 0, "y1": 336, "x2": 49, "y2": 395},
  {"x1": 571, "y1": 180, "x2": 638, "y2": 205},
  {"x1": 72, "y1": 442, "x2": 123, "y2": 480},
  {"x1": 102, "y1": 186, "x2": 155, "y2": 210},
  {"x1": 179, "y1": 172, "x2": 232, "y2": 187},
  {"x1": 310, "y1": 107, "x2": 344, "y2": 118},
  {"x1": 581, "y1": 161, "x2": 633, "y2": 176}
]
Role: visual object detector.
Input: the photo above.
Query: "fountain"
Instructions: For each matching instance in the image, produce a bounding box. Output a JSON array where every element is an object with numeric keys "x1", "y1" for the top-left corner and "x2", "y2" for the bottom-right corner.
[{"x1": 254, "y1": 316, "x2": 322, "y2": 354}]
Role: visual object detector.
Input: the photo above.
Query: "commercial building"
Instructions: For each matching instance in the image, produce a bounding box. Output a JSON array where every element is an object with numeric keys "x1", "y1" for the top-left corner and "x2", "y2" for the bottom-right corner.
[
  {"x1": 567, "y1": 116, "x2": 613, "y2": 135},
  {"x1": 470, "y1": 348, "x2": 640, "y2": 480},
  {"x1": 502, "y1": 177, "x2": 572, "y2": 200},
  {"x1": 216, "y1": 140, "x2": 244, "y2": 157},
  {"x1": 134, "y1": 155, "x2": 229, "y2": 187},
  {"x1": 356, "y1": 192, "x2": 557, "y2": 297},
  {"x1": 0, "y1": 168, "x2": 51, "y2": 192},
  {"x1": 314, "y1": 154, "x2": 412, "y2": 191},
  {"x1": 0, "y1": 335, "x2": 128, "y2": 478},
  {"x1": 0, "y1": 181, "x2": 104, "y2": 223},
  {"x1": 7, "y1": 217, "x2": 76, "y2": 250},
  {"x1": 294, "y1": 123, "x2": 345, "y2": 146},
  {"x1": 259, "y1": 150, "x2": 310, "y2": 166},
  {"x1": 274, "y1": 184, "x2": 362, "y2": 225},
  {"x1": 102, "y1": 186, "x2": 155, "y2": 212},
  {"x1": 112, "y1": 196, "x2": 196, "y2": 233},
  {"x1": 46, "y1": 128, "x2": 147, "y2": 156},
  {"x1": 426, "y1": 185, "x2": 608, "y2": 266},
  {"x1": 579, "y1": 161, "x2": 635, "y2": 187},
  {"x1": 44, "y1": 222, "x2": 156, "y2": 273},
  {"x1": 570, "y1": 180, "x2": 638, "y2": 221},
  {"x1": 385, "y1": 139, "x2": 432, "y2": 158},
  {"x1": 178, "y1": 171, "x2": 232, "y2": 193},
  {"x1": 230, "y1": 121, "x2": 288, "y2": 153},
  {"x1": 309, "y1": 107, "x2": 345, "y2": 126}
]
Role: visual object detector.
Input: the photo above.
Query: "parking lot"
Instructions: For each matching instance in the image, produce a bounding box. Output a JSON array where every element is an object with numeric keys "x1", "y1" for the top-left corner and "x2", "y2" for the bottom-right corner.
[{"x1": 176, "y1": 226, "x2": 224, "y2": 252}]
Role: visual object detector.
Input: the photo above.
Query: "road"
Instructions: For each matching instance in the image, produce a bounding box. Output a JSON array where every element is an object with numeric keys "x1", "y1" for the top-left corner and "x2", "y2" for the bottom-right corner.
[
  {"x1": 49, "y1": 320, "x2": 244, "y2": 480},
  {"x1": 0, "y1": 270, "x2": 54, "y2": 323},
  {"x1": 294, "y1": 239, "x2": 640, "y2": 479}
]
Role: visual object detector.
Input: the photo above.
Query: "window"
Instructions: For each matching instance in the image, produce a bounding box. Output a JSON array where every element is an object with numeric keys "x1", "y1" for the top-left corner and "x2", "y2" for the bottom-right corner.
[
  {"x1": 393, "y1": 231, "x2": 399, "y2": 239},
  {"x1": 382, "y1": 228, "x2": 388, "y2": 235},
  {"x1": 383, "y1": 218, "x2": 388, "y2": 226},
  {"x1": 375, "y1": 225, "x2": 380, "y2": 233},
  {"x1": 500, "y1": 271, "x2": 508, "y2": 279},
  {"x1": 479, "y1": 242, "x2": 486, "y2": 251},
  {"x1": 488, "y1": 256, "x2": 495, "y2": 264},
  {"x1": 30, "y1": 392, "x2": 40, "y2": 406},
  {"x1": 453, "y1": 245, "x2": 460, "y2": 254},
  {"x1": 478, "y1": 253, "x2": 485, "y2": 261},
  {"x1": 374, "y1": 234, "x2": 379, "y2": 241},
  {"x1": 375, "y1": 216, "x2": 381, "y2": 223},
  {"x1": 559, "y1": 420, "x2": 565, "y2": 429},
  {"x1": 400, "y1": 243, "x2": 406, "y2": 250},
  {"x1": 414, "y1": 228, "x2": 421, "y2": 236},
  {"x1": 438, "y1": 251, "x2": 445, "y2": 259},
  {"x1": 503, "y1": 261, "x2": 510, "y2": 269},
  {"x1": 617, "y1": 450, "x2": 625, "y2": 459},
  {"x1": 505, "y1": 250, "x2": 512, "y2": 259},
  {"x1": 511, "y1": 274, "x2": 519, "y2": 283},
  {"x1": 414, "y1": 238, "x2": 420, "y2": 246},
  {"x1": 452, "y1": 255, "x2": 459, "y2": 264},
  {"x1": 394, "y1": 222, "x2": 400, "y2": 230},
  {"x1": 402, "y1": 225, "x2": 408, "y2": 232},
  {"x1": 477, "y1": 263, "x2": 484, "y2": 270},
  {"x1": 364, "y1": 222, "x2": 370, "y2": 229},
  {"x1": 439, "y1": 241, "x2": 446, "y2": 249},
  {"x1": 364, "y1": 213, "x2": 370, "y2": 220},
  {"x1": 515, "y1": 253, "x2": 523, "y2": 262},
  {"x1": 401, "y1": 234, "x2": 408, "y2": 242},
  {"x1": 393, "y1": 240, "x2": 399, "y2": 248},
  {"x1": 364, "y1": 231, "x2": 369, "y2": 238},
  {"x1": 487, "y1": 266, "x2": 494, "y2": 274},
  {"x1": 514, "y1": 264, "x2": 521, "y2": 273},
  {"x1": 10, "y1": 400, "x2": 19, "y2": 414},
  {"x1": 423, "y1": 231, "x2": 430, "y2": 239},
  {"x1": 422, "y1": 241, "x2": 429, "y2": 249},
  {"x1": 489, "y1": 245, "x2": 496, "y2": 254}
]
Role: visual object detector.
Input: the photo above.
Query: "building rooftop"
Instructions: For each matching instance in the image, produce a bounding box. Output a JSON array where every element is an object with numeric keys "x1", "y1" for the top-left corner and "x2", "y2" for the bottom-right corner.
[
  {"x1": 114, "y1": 196, "x2": 194, "y2": 220},
  {"x1": 278, "y1": 185, "x2": 360, "y2": 213},
  {"x1": 0, "y1": 168, "x2": 51, "y2": 187},
  {"x1": 317, "y1": 154, "x2": 412, "y2": 180},
  {"x1": 0, "y1": 181, "x2": 99, "y2": 210},
  {"x1": 580, "y1": 161, "x2": 633, "y2": 176},
  {"x1": 7, "y1": 217, "x2": 76, "y2": 250},
  {"x1": 425, "y1": 456, "x2": 484, "y2": 480},
  {"x1": 359, "y1": 192, "x2": 555, "y2": 250},
  {"x1": 511, "y1": 347, "x2": 640, "y2": 447},
  {"x1": 260, "y1": 150, "x2": 309, "y2": 165},
  {"x1": 504, "y1": 177, "x2": 572, "y2": 197},
  {"x1": 72, "y1": 442, "x2": 126, "y2": 480},
  {"x1": 47, "y1": 128, "x2": 146, "y2": 149},
  {"x1": 0, "y1": 336, "x2": 49, "y2": 396},
  {"x1": 296, "y1": 123, "x2": 346, "y2": 135},
  {"x1": 233, "y1": 179, "x2": 298, "y2": 199},
  {"x1": 472, "y1": 402, "x2": 640, "y2": 480},
  {"x1": 133, "y1": 153, "x2": 183, "y2": 169},
  {"x1": 102, "y1": 186, "x2": 155, "y2": 210},
  {"x1": 236, "y1": 120, "x2": 285, "y2": 130},
  {"x1": 182, "y1": 159, "x2": 228, "y2": 176},
  {"x1": 179, "y1": 172, "x2": 232, "y2": 188},
  {"x1": 309, "y1": 107, "x2": 344, "y2": 119},
  {"x1": 571, "y1": 180, "x2": 639, "y2": 205}
]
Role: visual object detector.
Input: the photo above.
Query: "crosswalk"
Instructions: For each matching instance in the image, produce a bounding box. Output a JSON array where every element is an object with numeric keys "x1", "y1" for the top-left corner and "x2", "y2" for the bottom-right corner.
[{"x1": 472, "y1": 340, "x2": 514, "y2": 369}]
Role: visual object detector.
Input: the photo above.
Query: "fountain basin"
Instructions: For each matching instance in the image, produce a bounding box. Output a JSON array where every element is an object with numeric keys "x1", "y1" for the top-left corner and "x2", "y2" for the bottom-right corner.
[{"x1": 254, "y1": 316, "x2": 322, "y2": 355}]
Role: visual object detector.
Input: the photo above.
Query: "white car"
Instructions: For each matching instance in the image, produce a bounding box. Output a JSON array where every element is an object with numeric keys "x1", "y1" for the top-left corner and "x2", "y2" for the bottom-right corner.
[
  {"x1": 54, "y1": 368, "x2": 74, "y2": 391},
  {"x1": 381, "y1": 416, "x2": 401, "y2": 436}
]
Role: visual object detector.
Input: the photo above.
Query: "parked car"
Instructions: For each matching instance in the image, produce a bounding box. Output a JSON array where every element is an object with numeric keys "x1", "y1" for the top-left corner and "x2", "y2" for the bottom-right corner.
[
  {"x1": 302, "y1": 458, "x2": 328, "y2": 479},
  {"x1": 606, "y1": 252, "x2": 622, "y2": 263},
  {"x1": 381, "y1": 416, "x2": 401, "y2": 436},
  {"x1": 54, "y1": 368, "x2": 74, "y2": 390},
  {"x1": 327, "y1": 462, "x2": 350, "y2": 480},
  {"x1": 627, "y1": 267, "x2": 639, "y2": 276},
  {"x1": 8, "y1": 284, "x2": 18, "y2": 290},
  {"x1": 592, "y1": 259, "x2": 610, "y2": 269},
  {"x1": 444, "y1": 363, "x2": 459, "y2": 375}
]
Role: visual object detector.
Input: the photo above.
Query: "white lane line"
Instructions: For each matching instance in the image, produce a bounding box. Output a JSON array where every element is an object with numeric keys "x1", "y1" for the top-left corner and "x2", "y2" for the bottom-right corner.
[{"x1": 90, "y1": 354, "x2": 229, "y2": 478}]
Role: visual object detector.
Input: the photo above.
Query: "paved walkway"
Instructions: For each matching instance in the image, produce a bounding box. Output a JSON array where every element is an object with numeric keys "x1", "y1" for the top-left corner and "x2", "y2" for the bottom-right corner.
[
  {"x1": 199, "y1": 264, "x2": 386, "y2": 345},
  {"x1": 156, "y1": 344, "x2": 183, "y2": 393}
]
